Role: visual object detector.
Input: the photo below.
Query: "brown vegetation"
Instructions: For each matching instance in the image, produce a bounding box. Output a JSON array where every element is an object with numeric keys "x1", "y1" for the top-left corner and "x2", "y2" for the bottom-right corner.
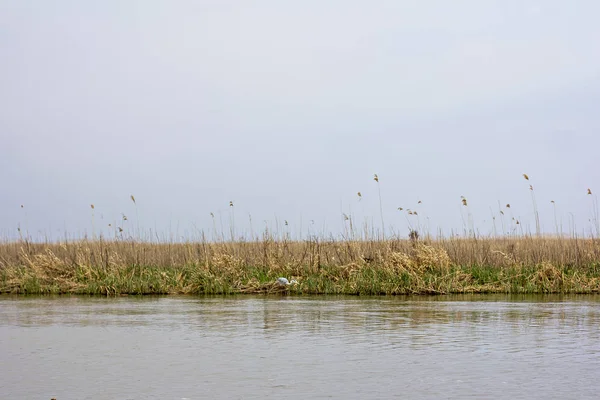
[{"x1": 1, "y1": 236, "x2": 599, "y2": 295}]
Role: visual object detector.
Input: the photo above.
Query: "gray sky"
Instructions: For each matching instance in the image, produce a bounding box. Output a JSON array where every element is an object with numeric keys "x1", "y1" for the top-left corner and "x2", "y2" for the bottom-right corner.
[{"x1": 2, "y1": 0, "x2": 599, "y2": 241}]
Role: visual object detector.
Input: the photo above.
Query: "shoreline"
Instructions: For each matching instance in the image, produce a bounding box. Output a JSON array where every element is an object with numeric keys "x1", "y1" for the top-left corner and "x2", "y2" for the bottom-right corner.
[{"x1": 2, "y1": 238, "x2": 599, "y2": 295}]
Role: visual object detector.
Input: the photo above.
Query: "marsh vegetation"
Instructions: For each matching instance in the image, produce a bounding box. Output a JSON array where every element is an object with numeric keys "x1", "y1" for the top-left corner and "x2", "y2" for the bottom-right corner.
[
  {"x1": 1, "y1": 236, "x2": 599, "y2": 295},
  {"x1": 2, "y1": 174, "x2": 599, "y2": 295}
]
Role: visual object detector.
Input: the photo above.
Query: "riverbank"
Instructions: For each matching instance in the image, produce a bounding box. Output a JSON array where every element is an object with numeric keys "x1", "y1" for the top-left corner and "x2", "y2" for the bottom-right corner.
[{"x1": 1, "y1": 238, "x2": 599, "y2": 295}]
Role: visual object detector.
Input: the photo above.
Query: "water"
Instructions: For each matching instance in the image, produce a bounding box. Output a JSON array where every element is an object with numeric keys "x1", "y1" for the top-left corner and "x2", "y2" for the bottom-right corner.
[{"x1": 1, "y1": 295, "x2": 599, "y2": 399}]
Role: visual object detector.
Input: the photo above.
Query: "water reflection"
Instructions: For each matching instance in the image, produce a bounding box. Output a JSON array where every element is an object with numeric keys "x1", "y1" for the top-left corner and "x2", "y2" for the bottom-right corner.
[
  {"x1": 3, "y1": 295, "x2": 600, "y2": 340},
  {"x1": 1, "y1": 295, "x2": 599, "y2": 399}
]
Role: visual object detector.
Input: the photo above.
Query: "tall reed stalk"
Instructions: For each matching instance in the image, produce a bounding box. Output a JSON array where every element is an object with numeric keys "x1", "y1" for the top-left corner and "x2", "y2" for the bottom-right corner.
[
  {"x1": 374, "y1": 174, "x2": 385, "y2": 240},
  {"x1": 523, "y1": 174, "x2": 540, "y2": 236}
]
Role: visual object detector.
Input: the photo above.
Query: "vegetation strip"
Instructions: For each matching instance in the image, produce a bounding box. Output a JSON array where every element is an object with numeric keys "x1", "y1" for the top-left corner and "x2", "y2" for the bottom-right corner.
[{"x1": 2, "y1": 237, "x2": 599, "y2": 295}]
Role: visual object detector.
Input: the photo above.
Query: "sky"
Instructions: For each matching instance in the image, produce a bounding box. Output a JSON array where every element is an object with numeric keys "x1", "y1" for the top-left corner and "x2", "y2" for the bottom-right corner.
[{"x1": 1, "y1": 0, "x2": 599, "y2": 241}]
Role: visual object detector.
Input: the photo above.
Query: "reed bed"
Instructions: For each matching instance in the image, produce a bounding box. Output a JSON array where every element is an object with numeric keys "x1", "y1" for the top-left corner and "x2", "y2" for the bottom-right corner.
[
  {"x1": 4, "y1": 174, "x2": 599, "y2": 295},
  {"x1": 1, "y1": 236, "x2": 599, "y2": 295}
]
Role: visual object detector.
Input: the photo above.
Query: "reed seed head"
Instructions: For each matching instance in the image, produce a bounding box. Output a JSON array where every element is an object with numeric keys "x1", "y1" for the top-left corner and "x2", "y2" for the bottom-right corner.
[
  {"x1": 373, "y1": 174, "x2": 379, "y2": 182},
  {"x1": 130, "y1": 195, "x2": 136, "y2": 204},
  {"x1": 529, "y1": 185, "x2": 534, "y2": 191},
  {"x1": 462, "y1": 198, "x2": 468, "y2": 206},
  {"x1": 229, "y1": 201, "x2": 234, "y2": 207},
  {"x1": 418, "y1": 200, "x2": 422, "y2": 204},
  {"x1": 506, "y1": 204, "x2": 511, "y2": 208},
  {"x1": 398, "y1": 207, "x2": 403, "y2": 211},
  {"x1": 523, "y1": 174, "x2": 529, "y2": 180},
  {"x1": 91, "y1": 204, "x2": 95, "y2": 210},
  {"x1": 588, "y1": 188, "x2": 592, "y2": 195}
]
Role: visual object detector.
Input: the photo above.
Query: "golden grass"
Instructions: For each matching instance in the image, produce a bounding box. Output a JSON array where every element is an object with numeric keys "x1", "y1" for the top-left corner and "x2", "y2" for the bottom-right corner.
[{"x1": 1, "y1": 236, "x2": 599, "y2": 295}]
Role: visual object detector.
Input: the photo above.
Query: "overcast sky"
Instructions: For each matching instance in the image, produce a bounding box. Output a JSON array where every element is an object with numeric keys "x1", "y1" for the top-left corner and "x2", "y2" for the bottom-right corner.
[{"x1": 2, "y1": 0, "x2": 599, "y2": 241}]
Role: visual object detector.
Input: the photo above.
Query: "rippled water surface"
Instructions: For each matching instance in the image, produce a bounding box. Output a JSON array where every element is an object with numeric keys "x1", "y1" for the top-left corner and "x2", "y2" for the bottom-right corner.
[{"x1": 1, "y1": 295, "x2": 599, "y2": 399}]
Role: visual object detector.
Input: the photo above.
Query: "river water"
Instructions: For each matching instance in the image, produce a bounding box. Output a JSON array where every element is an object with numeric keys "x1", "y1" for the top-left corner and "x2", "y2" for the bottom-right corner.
[{"x1": 1, "y1": 295, "x2": 599, "y2": 399}]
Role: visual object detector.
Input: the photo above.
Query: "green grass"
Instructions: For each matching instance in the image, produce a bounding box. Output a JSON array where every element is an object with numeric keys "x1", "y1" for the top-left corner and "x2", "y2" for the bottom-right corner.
[{"x1": 3, "y1": 262, "x2": 599, "y2": 296}]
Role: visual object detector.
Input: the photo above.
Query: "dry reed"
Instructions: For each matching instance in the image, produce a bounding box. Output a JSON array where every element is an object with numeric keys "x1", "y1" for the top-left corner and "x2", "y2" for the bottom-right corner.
[{"x1": 1, "y1": 236, "x2": 599, "y2": 295}]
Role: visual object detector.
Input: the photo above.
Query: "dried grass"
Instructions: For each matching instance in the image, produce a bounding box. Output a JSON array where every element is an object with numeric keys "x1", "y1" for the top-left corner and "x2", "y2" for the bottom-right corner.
[{"x1": 1, "y1": 236, "x2": 599, "y2": 295}]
